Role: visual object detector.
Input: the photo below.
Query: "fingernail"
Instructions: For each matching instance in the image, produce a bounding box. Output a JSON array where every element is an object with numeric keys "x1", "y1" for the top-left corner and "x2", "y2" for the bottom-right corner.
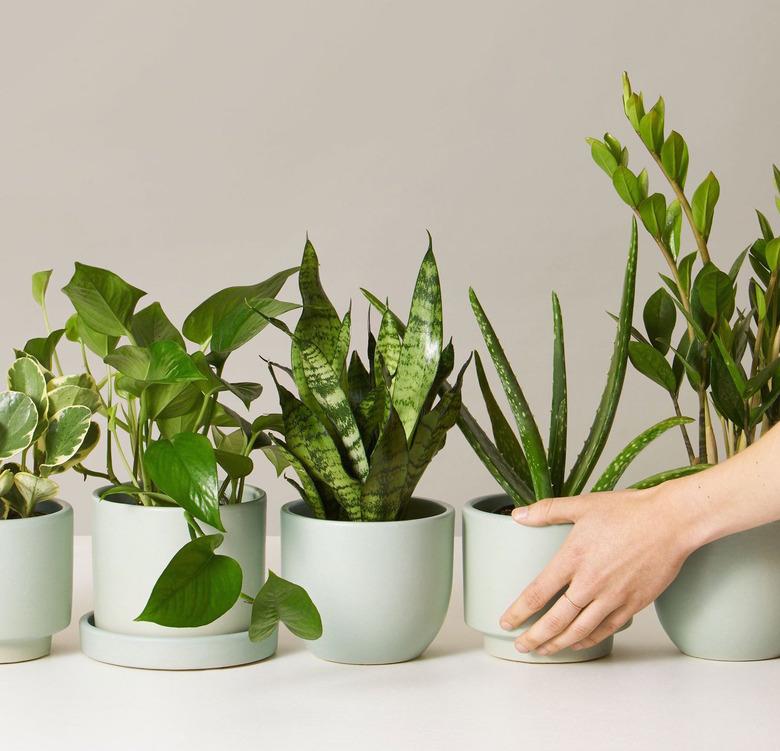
[
  {"x1": 512, "y1": 507, "x2": 529, "y2": 521},
  {"x1": 499, "y1": 619, "x2": 514, "y2": 631},
  {"x1": 514, "y1": 640, "x2": 529, "y2": 653}
]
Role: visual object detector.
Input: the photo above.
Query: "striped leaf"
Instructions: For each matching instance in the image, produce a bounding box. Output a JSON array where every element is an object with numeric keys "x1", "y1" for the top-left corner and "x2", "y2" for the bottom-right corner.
[
  {"x1": 392, "y1": 243, "x2": 443, "y2": 439},
  {"x1": 564, "y1": 218, "x2": 638, "y2": 496},
  {"x1": 361, "y1": 288, "x2": 407, "y2": 334},
  {"x1": 275, "y1": 380, "x2": 362, "y2": 520},
  {"x1": 299, "y1": 339, "x2": 369, "y2": 482},
  {"x1": 361, "y1": 407, "x2": 409, "y2": 521},
  {"x1": 591, "y1": 416, "x2": 693, "y2": 492},
  {"x1": 469, "y1": 288, "x2": 552, "y2": 500},
  {"x1": 270, "y1": 437, "x2": 327, "y2": 519},
  {"x1": 374, "y1": 308, "x2": 402, "y2": 382},
  {"x1": 473, "y1": 351, "x2": 531, "y2": 486},
  {"x1": 548, "y1": 292, "x2": 568, "y2": 496},
  {"x1": 630, "y1": 463, "x2": 711, "y2": 489},
  {"x1": 332, "y1": 307, "x2": 352, "y2": 377}
]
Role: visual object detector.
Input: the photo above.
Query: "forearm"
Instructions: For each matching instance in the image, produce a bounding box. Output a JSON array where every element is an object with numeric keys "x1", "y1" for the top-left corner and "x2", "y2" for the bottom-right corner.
[{"x1": 667, "y1": 423, "x2": 780, "y2": 550}]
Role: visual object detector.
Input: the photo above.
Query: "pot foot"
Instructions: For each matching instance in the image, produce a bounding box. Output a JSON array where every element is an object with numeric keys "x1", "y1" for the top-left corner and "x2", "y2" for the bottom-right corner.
[
  {"x1": 482, "y1": 634, "x2": 613, "y2": 663},
  {"x1": 0, "y1": 636, "x2": 52, "y2": 663}
]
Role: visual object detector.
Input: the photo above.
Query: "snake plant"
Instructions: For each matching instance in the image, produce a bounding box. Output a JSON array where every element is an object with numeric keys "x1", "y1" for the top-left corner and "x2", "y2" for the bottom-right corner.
[
  {"x1": 459, "y1": 219, "x2": 704, "y2": 506},
  {"x1": 588, "y1": 73, "x2": 780, "y2": 466},
  {"x1": 261, "y1": 235, "x2": 467, "y2": 522}
]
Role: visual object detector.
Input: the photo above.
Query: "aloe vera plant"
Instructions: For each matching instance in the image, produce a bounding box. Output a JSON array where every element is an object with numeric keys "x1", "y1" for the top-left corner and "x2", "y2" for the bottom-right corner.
[
  {"x1": 33, "y1": 264, "x2": 320, "y2": 638},
  {"x1": 262, "y1": 236, "x2": 467, "y2": 522},
  {"x1": 460, "y1": 220, "x2": 702, "y2": 506},
  {"x1": 589, "y1": 73, "x2": 780, "y2": 466}
]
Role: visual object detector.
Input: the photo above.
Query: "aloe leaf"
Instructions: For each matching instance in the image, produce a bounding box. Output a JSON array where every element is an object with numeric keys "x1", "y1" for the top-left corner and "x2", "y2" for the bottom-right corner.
[
  {"x1": 564, "y1": 219, "x2": 638, "y2": 496},
  {"x1": 275, "y1": 379, "x2": 362, "y2": 520},
  {"x1": 473, "y1": 351, "x2": 531, "y2": 486},
  {"x1": 298, "y1": 339, "x2": 369, "y2": 482},
  {"x1": 456, "y1": 403, "x2": 533, "y2": 505},
  {"x1": 630, "y1": 464, "x2": 711, "y2": 489},
  {"x1": 548, "y1": 292, "x2": 568, "y2": 496},
  {"x1": 591, "y1": 416, "x2": 693, "y2": 492},
  {"x1": 392, "y1": 242, "x2": 443, "y2": 439},
  {"x1": 469, "y1": 288, "x2": 551, "y2": 499},
  {"x1": 361, "y1": 408, "x2": 409, "y2": 521}
]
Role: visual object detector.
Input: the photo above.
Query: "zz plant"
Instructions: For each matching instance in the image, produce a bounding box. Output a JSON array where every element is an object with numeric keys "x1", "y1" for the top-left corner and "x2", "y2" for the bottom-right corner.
[
  {"x1": 36, "y1": 263, "x2": 320, "y2": 641},
  {"x1": 588, "y1": 73, "x2": 780, "y2": 465},
  {"x1": 262, "y1": 236, "x2": 467, "y2": 522},
  {"x1": 459, "y1": 220, "x2": 701, "y2": 506}
]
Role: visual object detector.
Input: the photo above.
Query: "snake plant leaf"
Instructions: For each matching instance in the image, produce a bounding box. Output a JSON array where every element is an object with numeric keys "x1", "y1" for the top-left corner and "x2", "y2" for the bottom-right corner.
[
  {"x1": 355, "y1": 385, "x2": 387, "y2": 453},
  {"x1": 270, "y1": 437, "x2": 327, "y2": 519},
  {"x1": 249, "y1": 570, "x2": 322, "y2": 642},
  {"x1": 643, "y1": 288, "x2": 676, "y2": 354},
  {"x1": 210, "y1": 297, "x2": 299, "y2": 355},
  {"x1": 137, "y1": 534, "x2": 242, "y2": 627},
  {"x1": 630, "y1": 463, "x2": 710, "y2": 489},
  {"x1": 32, "y1": 269, "x2": 53, "y2": 308},
  {"x1": 473, "y1": 351, "x2": 531, "y2": 486},
  {"x1": 347, "y1": 352, "x2": 372, "y2": 413},
  {"x1": 105, "y1": 341, "x2": 205, "y2": 385},
  {"x1": 8, "y1": 357, "x2": 48, "y2": 420},
  {"x1": 374, "y1": 308, "x2": 402, "y2": 382},
  {"x1": 564, "y1": 218, "x2": 638, "y2": 496},
  {"x1": 360, "y1": 288, "x2": 407, "y2": 334},
  {"x1": 62, "y1": 263, "x2": 146, "y2": 338},
  {"x1": 23, "y1": 329, "x2": 64, "y2": 372},
  {"x1": 275, "y1": 380, "x2": 362, "y2": 519},
  {"x1": 182, "y1": 267, "x2": 298, "y2": 345},
  {"x1": 13, "y1": 472, "x2": 59, "y2": 515},
  {"x1": 591, "y1": 416, "x2": 693, "y2": 492},
  {"x1": 393, "y1": 244, "x2": 443, "y2": 439},
  {"x1": 691, "y1": 172, "x2": 720, "y2": 242},
  {"x1": 548, "y1": 292, "x2": 568, "y2": 496},
  {"x1": 628, "y1": 342, "x2": 677, "y2": 392},
  {"x1": 457, "y1": 403, "x2": 533, "y2": 506},
  {"x1": 361, "y1": 407, "x2": 409, "y2": 521},
  {"x1": 41, "y1": 405, "x2": 92, "y2": 472},
  {"x1": 130, "y1": 302, "x2": 185, "y2": 348},
  {"x1": 65, "y1": 313, "x2": 119, "y2": 358},
  {"x1": 298, "y1": 339, "x2": 369, "y2": 482},
  {"x1": 332, "y1": 307, "x2": 352, "y2": 376},
  {"x1": 53, "y1": 421, "x2": 100, "y2": 473},
  {"x1": 47, "y1": 385, "x2": 101, "y2": 414},
  {"x1": 469, "y1": 288, "x2": 552, "y2": 500},
  {"x1": 144, "y1": 432, "x2": 224, "y2": 531}
]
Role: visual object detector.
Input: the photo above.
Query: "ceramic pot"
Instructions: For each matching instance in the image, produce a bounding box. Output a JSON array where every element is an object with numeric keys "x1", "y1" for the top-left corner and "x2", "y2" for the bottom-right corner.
[
  {"x1": 463, "y1": 494, "x2": 613, "y2": 663},
  {"x1": 281, "y1": 498, "x2": 454, "y2": 664},
  {"x1": 0, "y1": 500, "x2": 73, "y2": 663},
  {"x1": 655, "y1": 521, "x2": 780, "y2": 661}
]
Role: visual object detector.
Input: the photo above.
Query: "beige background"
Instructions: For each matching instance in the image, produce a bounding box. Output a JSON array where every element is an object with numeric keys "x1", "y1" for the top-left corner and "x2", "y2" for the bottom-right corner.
[{"x1": 1, "y1": 1, "x2": 778, "y2": 534}]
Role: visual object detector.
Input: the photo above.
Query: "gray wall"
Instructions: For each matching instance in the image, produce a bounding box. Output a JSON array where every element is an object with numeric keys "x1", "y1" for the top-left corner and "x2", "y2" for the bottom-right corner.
[{"x1": 2, "y1": 1, "x2": 778, "y2": 534}]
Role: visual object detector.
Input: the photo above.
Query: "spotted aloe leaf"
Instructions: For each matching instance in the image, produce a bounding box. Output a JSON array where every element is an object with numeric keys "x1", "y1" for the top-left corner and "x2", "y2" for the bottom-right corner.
[
  {"x1": 361, "y1": 407, "x2": 409, "y2": 521},
  {"x1": 469, "y1": 288, "x2": 552, "y2": 500},
  {"x1": 392, "y1": 241, "x2": 443, "y2": 439},
  {"x1": 564, "y1": 218, "x2": 638, "y2": 496},
  {"x1": 630, "y1": 463, "x2": 711, "y2": 489},
  {"x1": 298, "y1": 339, "x2": 369, "y2": 482},
  {"x1": 548, "y1": 292, "x2": 568, "y2": 496},
  {"x1": 591, "y1": 416, "x2": 693, "y2": 492}
]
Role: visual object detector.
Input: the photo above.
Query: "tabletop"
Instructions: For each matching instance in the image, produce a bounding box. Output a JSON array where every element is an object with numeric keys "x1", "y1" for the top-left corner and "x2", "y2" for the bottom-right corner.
[{"x1": 2, "y1": 536, "x2": 778, "y2": 750}]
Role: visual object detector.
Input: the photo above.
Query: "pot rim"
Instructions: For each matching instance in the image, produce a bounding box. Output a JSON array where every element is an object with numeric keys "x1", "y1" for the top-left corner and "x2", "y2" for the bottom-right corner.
[
  {"x1": 463, "y1": 493, "x2": 573, "y2": 529},
  {"x1": 0, "y1": 499, "x2": 71, "y2": 525},
  {"x1": 92, "y1": 484, "x2": 267, "y2": 510},
  {"x1": 282, "y1": 497, "x2": 454, "y2": 527}
]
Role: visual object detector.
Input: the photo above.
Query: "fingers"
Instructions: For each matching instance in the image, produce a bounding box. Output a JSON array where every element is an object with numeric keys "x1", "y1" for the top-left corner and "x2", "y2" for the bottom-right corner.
[
  {"x1": 512, "y1": 590, "x2": 589, "y2": 654},
  {"x1": 499, "y1": 554, "x2": 572, "y2": 630},
  {"x1": 511, "y1": 496, "x2": 587, "y2": 527},
  {"x1": 530, "y1": 599, "x2": 616, "y2": 655},
  {"x1": 570, "y1": 605, "x2": 634, "y2": 652}
]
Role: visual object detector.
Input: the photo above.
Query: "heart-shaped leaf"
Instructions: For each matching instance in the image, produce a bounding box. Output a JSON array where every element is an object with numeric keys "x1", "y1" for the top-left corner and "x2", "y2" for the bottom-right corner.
[
  {"x1": 65, "y1": 313, "x2": 119, "y2": 358},
  {"x1": 210, "y1": 297, "x2": 299, "y2": 354},
  {"x1": 23, "y1": 329, "x2": 65, "y2": 372},
  {"x1": 105, "y1": 341, "x2": 205, "y2": 384},
  {"x1": 0, "y1": 391, "x2": 38, "y2": 460},
  {"x1": 249, "y1": 570, "x2": 322, "y2": 642},
  {"x1": 43, "y1": 405, "x2": 92, "y2": 471},
  {"x1": 130, "y1": 302, "x2": 185, "y2": 348},
  {"x1": 8, "y1": 357, "x2": 48, "y2": 419},
  {"x1": 13, "y1": 472, "x2": 59, "y2": 515}
]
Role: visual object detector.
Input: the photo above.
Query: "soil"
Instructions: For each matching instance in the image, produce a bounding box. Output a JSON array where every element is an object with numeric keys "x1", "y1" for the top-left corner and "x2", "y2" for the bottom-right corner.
[{"x1": 494, "y1": 505, "x2": 515, "y2": 516}]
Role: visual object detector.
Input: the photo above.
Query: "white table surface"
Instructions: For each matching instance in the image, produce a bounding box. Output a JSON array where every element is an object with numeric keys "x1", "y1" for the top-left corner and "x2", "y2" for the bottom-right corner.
[{"x1": 3, "y1": 536, "x2": 778, "y2": 751}]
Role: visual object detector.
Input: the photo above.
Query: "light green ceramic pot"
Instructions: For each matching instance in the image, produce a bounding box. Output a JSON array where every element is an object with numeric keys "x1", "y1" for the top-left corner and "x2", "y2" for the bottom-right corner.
[
  {"x1": 281, "y1": 498, "x2": 454, "y2": 664},
  {"x1": 0, "y1": 500, "x2": 73, "y2": 663},
  {"x1": 655, "y1": 520, "x2": 780, "y2": 661},
  {"x1": 463, "y1": 494, "x2": 613, "y2": 663}
]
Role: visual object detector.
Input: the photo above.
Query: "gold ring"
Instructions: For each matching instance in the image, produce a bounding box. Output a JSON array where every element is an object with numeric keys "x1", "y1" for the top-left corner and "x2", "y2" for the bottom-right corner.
[{"x1": 563, "y1": 592, "x2": 585, "y2": 610}]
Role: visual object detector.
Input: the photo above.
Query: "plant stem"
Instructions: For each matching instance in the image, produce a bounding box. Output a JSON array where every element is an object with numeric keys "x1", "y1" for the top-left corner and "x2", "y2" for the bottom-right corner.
[
  {"x1": 40, "y1": 301, "x2": 64, "y2": 376},
  {"x1": 671, "y1": 394, "x2": 696, "y2": 463}
]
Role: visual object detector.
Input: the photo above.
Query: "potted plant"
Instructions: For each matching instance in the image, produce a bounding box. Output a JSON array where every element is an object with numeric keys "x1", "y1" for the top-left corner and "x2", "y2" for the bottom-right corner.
[
  {"x1": 587, "y1": 73, "x2": 780, "y2": 660},
  {"x1": 259, "y1": 236, "x2": 463, "y2": 664},
  {"x1": 51, "y1": 262, "x2": 320, "y2": 669},
  {"x1": 460, "y1": 220, "x2": 697, "y2": 662},
  {"x1": 1, "y1": 271, "x2": 101, "y2": 662}
]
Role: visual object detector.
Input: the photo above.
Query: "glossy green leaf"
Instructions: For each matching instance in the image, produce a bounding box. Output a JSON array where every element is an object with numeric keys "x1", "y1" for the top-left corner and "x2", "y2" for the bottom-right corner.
[
  {"x1": 42, "y1": 405, "x2": 91, "y2": 471},
  {"x1": 588, "y1": 138, "x2": 618, "y2": 176},
  {"x1": 361, "y1": 408, "x2": 408, "y2": 521},
  {"x1": 664, "y1": 200, "x2": 682, "y2": 258},
  {"x1": 374, "y1": 308, "x2": 402, "y2": 381},
  {"x1": 638, "y1": 101, "x2": 664, "y2": 153},
  {"x1": 23, "y1": 330, "x2": 64, "y2": 372},
  {"x1": 214, "y1": 449, "x2": 253, "y2": 479},
  {"x1": 756, "y1": 210, "x2": 774, "y2": 241},
  {"x1": 643, "y1": 288, "x2": 676, "y2": 354},
  {"x1": 765, "y1": 238, "x2": 780, "y2": 272},
  {"x1": 612, "y1": 166, "x2": 642, "y2": 208},
  {"x1": 548, "y1": 292, "x2": 567, "y2": 496},
  {"x1": 270, "y1": 438, "x2": 327, "y2": 519},
  {"x1": 691, "y1": 172, "x2": 720, "y2": 242},
  {"x1": 130, "y1": 302, "x2": 185, "y2": 348},
  {"x1": 660, "y1": 131, "x2": 689, "y2": 188},
  {"x1": 692, "y1": 263, "x2": 735, "y2": 323},
  {"x1": 210, "y1": 297, "x2": 299, "y2": 355},
  {"x1": 137, "y1": 534, "x2": 242, "y2": 627},
  {"x1": 32, "y1": 270, "x2": 53, "y2": 308},
  {"x1": 144, "y1": 432, "x2": 223, "y2": 530},
  {"x1": 628, "y1": 342, "x2": 676, "y2": 392},
  {"x1": 8, "y1": 357, "x2": 48, "y2": 419},
  {"x1": 105, "y1": 341, "x2": 205, "y2": 384},
  {"x1": 65, "y1": 313, "x2": 118, "y2": 358},
  {"x1": 249, "y1": 570, "x2": 322, "y2": 642},
  {"x1": 710, "y1": 350, "x2": 745, "y2": 425},
  {"x1": 638, "y1": 193, "x2": 667, "y2": 239}
]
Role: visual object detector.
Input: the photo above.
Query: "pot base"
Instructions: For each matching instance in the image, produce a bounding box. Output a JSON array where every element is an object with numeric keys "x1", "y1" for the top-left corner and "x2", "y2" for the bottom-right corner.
[
  {"x1": 483, "y1": 634, "x2": 613, "y2": 663},
  {"x1": 0, "y1": 636, "x2": 52, "y2": 663},
  {"x1": 79, "y1": 612, "x2": 277, "y2": 670}
]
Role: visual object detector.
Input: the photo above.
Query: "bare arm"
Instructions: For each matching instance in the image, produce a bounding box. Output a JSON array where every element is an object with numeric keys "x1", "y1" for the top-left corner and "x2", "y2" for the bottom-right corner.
[{"x1": 499, "y1": 423, "x2": 780, "y2": 656}]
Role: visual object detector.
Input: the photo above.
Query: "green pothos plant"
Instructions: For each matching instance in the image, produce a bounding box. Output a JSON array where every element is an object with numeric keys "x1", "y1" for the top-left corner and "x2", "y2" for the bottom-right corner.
[
  {"x1": 260, "y1": 236, "x2": 467, "y2": 522},
  {"x1": 34, "y1": 263, "x2": 320, "y2": 640},
  {"x1": 458, "y1": 219, "x2": 703, "y2": 506},
  {"x1": 588, "y1": 73, "x2": 780, "y2": 466}
]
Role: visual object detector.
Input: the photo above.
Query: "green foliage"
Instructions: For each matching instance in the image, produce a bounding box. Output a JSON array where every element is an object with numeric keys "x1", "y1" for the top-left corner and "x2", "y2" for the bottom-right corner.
[
  {"x1": 249, "y1": 571, "x2": 322, "y2": 642},
  {"x1": 264, "y1": 235, "x2": 466, "y2": 522}
]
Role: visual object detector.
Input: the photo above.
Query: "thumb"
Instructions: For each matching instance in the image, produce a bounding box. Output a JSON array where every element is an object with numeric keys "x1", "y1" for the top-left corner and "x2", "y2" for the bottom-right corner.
[{"x1": 511, "y1": 496, "x2": 583, "y2": 526}]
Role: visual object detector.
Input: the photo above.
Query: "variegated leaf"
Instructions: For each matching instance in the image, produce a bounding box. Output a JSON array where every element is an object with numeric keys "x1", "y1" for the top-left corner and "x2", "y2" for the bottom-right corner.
[{"x1": 361, "y1": 408, "x2": 409, "y2": 521}]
